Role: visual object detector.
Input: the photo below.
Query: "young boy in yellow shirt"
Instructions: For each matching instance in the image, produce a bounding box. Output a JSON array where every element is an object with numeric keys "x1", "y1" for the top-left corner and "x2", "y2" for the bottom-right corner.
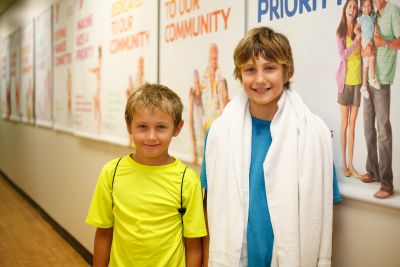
[{"x1": 86, "y1": 83, "x2": 207, "y2": 266}]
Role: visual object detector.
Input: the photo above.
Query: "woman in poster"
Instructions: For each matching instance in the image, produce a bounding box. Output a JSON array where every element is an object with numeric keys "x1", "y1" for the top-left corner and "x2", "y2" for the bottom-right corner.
[
  {"x1": 336, "y1": 0, "x2": 363, "y2": 178},
  {"x1": 26, "y1": 78, "x2": 34, "y2": 122},
  {"x1": 89, "y1": 46, "x2": 102, "y2": 133}
]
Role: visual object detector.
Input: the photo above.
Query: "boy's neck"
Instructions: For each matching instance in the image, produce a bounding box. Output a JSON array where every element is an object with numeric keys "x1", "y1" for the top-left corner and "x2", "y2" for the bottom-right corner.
[{"x1": 131, "y1": 153, "x2": 175, "y2": 166}]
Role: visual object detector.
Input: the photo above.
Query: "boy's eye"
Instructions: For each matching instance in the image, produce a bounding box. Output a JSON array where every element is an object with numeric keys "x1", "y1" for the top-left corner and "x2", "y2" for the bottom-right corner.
[
  {"x1": 157, "y1": 125, "x2": 167, "y2": 129},
  {"x1": 137, "y1": 124, "x2": 146, "y2": 129},
  {"x1": 265, "y1": 66, "x2": 276, "y2": 71},
  {"x1": 243, "y1": 67, "x2": 255, "y2": 73}
]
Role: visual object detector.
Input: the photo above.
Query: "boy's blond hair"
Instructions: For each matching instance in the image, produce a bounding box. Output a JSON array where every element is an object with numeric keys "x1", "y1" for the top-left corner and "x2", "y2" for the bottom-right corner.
[
  {"x1": 125, "y1": 83, "x2": 183, "y2": 129},
  {"x1": 233, "y1": 26, "x2": 294, "y2": 89}
]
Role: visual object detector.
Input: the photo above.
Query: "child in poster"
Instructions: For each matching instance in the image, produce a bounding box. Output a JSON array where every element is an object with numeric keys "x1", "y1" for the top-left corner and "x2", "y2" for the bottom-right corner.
[{"x1": 355, "y1": 0, "x2": 381, "y2": 98}]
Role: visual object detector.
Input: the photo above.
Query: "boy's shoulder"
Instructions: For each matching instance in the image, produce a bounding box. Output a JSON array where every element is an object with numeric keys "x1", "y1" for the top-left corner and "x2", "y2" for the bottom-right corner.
[
  {"x1": 100, "y1": 155, "x2": 128, "y2": 175},
  {"x1": 173, "y1": 158, "x2": 200, "y2": 183}
]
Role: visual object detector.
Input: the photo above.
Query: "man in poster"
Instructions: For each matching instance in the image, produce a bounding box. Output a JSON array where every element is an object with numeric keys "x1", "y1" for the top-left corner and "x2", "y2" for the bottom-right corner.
[
  {"x1": 201, "y1": 43, "x2": 223, "y2": 132},
  {"x1": 362, "y1": 0, "x2": 399, "y2": 199}
]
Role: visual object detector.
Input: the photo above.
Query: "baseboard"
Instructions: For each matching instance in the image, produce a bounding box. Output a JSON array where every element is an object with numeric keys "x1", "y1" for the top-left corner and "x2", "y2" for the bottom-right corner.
[{"x1": 0, "y1": 169, "x2": 93, "y2": 265}]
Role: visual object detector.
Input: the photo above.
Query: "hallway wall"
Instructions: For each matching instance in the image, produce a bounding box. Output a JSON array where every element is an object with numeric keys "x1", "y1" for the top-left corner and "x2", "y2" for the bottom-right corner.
[{"x1": 1, "y1": 1, "x2": 400, "y2": 266}]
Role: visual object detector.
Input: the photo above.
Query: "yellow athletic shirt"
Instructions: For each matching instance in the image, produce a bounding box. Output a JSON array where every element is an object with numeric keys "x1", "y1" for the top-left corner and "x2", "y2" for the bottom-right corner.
[{"x1": 86, "y1": 155, "x2": 207, "y2": 267}]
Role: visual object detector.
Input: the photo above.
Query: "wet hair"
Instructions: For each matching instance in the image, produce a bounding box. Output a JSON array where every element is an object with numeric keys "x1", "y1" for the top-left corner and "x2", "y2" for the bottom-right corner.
[
  {"x1": 125, "y1": 83, "x2": 183, "y2": 130},
  {"x1": 233, "y1": 26, "x2": 294, "y2": 89}
]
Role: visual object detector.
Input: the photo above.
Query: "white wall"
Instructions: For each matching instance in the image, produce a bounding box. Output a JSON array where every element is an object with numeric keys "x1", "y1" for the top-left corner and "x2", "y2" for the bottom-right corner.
[{"x1": 1, "y1": 1, "x2": 400, "y2": 266}]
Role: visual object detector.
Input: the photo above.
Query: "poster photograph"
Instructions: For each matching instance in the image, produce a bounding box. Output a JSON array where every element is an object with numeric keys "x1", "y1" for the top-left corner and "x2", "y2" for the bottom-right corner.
[
  {"x1": 9, "y1": 29, "x2": 21, "y2": 122},
  {"x1": 53, "y1": 0, "x2": 75, "y2": 132},
  {"x1": 1, "y1": 35, "x2": 11, "y2": 120},
  {"x1": 247, "y1": 0, "x2": 400, "y2": 201},
  {"x1": 35, "y1": 6, "x2": 53, "y2": 127},
  {"x1": 20, "y1": 21, "x2": 35, "y2": 124},
  {"x1": 72, "y1": 0, "x2": 107, "y2": 140},
  {"x1": 101, "y1": 0, "x2": 158, "y2": 146},
  {"x1": 160, "y1": 0, "x2": 245, "y2": 164}
]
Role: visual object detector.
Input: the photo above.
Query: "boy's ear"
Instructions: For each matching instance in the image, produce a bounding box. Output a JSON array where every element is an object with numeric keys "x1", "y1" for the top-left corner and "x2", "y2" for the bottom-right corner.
[{"x1": 174, "y1": 120, "x2": 184, "y2": 137}]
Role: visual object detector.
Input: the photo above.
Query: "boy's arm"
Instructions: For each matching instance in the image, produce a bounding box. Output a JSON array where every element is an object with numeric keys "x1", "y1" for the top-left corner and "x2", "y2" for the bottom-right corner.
[
  {"x1": 93, "y1": 227, "x2": 113, "y2": 267},
  {"x1": 185, "y1": 237, "x2": 203, "y2": 267},
  {"x1": 202, "y1": 191, "x2": 209, "y2": 267}
]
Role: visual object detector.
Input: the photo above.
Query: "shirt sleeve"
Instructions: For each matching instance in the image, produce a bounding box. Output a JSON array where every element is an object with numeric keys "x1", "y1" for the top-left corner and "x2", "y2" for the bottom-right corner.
[
  {"x1": 183, "y1": 169, "x2": 208, "y2": 238},
  {"x1": 392, "y1": 5, "x2": 400, "y2": 38},
  {"x1": 333, "y1": 163, "x2": 342, "y2": 204},
  {"x1": 85, "y1": 161, "x2": 115, "y2": 228},
  {"x1": 200, "y1": 130, "x2": 210, "y2": 189}
]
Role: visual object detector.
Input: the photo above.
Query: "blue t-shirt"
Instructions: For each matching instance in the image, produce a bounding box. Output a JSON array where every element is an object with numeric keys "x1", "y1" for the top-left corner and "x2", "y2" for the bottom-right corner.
[{"x1": 201, "y1": 117, "x2": 341, "y2": 266}]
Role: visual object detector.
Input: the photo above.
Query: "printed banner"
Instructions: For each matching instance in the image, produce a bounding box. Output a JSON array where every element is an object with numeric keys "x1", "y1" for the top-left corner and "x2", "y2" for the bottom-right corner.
[
  {"x1": 160, "y1": 0, "x2": 245, "y2": 164},
  {"x1": 53, "y1": 0, "x2": 75, "y2": 131},
  {"x1": 9, "y1": 29, "x2": 22, "y2": 121},
  {"x1": 72, "y1": 0, "x2": 107, "y2": 140},
  {"x1": 21, "y1": 21, "x2": 35, "y2": 124},
  {"x1": 1, "y1": 36, "x2": 11, "y2": 119},
  {"x1": 101, "y1": 0, "x2": 159, "y2": 146},
  {"x1": 35, "y1": 7, "x2": 53, "y2": 127},
  {"x1": 248, "y1": 0, "x2": 400, "y2": 196}
]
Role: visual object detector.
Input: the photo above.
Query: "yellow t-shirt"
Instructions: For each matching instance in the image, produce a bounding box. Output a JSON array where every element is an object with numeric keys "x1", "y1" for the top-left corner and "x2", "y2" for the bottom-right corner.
[
  {"x1": 86, "y1": 155, "x2": 207, "y2": 267},
  {"x1": 345, "y1": 36, "x2": 362, "y2": 85}
]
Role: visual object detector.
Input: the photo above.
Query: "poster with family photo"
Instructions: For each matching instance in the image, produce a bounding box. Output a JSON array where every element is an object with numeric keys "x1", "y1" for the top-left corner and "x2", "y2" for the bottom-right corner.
[
  {"x1": 159, "y1": 0, "x2": 245, "y2": 164},
  {"x1": 35, "y1": 6, "x2": 53, "y2": 128},
  {"x1": 101, "y1": 0, "x2": 158, "y2": 146},
  {"x1": 9, "y1": 29, "x2": 22, "y2": 122},
  {"x1": 247, "y1": 0, "x2": 400, "y2": 200},
  {"x1": 72, "y1": 0, "x2": 107, "y2": 140},
  {"x1": 20, "y1": 21, "x2": 35, "y2": 124},
  {"x1": 0, "y1": 35, "x2": 11, "y2": 120},
  {"x1": 53, "y1": 0, "x2": 75, "y2": 132}
]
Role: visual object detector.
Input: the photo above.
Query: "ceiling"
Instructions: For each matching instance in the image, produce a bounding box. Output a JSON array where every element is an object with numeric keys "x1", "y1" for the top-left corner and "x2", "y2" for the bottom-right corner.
[{"x1": 0, "y1": 0, "x2": 16, "y2": 17}]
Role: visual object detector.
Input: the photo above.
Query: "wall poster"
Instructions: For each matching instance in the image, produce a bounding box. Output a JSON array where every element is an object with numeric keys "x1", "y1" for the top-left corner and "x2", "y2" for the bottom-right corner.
[{"x1": 160, "y1": 0, "x2": 245, "y2": 164}]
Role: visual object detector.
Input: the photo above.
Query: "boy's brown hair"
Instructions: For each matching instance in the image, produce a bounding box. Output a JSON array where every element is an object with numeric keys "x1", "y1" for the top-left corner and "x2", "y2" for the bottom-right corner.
[
  {"x1": 125, "y1": 83, "x2": 183, "y2": 130},
  {"x1": 233, "y1": 26, "x2": 294, "y2": 89}
]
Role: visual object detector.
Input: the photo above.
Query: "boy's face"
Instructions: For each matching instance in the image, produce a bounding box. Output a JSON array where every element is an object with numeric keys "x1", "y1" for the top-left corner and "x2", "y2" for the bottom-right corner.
[
  {"x1": 240, "y1": 57, "x2": 285, "y2": 118},
  {"x1": 128, "y1": 108, "x2": 183, "y2": 166}
]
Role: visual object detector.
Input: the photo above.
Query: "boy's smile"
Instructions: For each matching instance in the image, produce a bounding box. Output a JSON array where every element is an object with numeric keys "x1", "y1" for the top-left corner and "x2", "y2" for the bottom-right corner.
[
  {"x1": 240, "y1": 57, "x2": 285, "y2": 120},
  {"x1": 129, "y1": 108, "x2": 183, "y2": 166}
]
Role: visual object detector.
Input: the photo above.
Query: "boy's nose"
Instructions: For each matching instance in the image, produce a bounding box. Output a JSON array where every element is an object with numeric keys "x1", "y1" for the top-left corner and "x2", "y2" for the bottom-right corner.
[
  {"x1": 146, "y1": 129, "x2": 157, "y2": 140},
  {"x1": 256, "y1": 72, "x2": 266, "y2": 84}
]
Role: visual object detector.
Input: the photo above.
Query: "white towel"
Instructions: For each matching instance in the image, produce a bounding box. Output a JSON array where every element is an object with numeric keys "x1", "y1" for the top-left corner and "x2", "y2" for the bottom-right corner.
[{"x1": 206, "y1": 88, "x2": 333, "y2": 267}]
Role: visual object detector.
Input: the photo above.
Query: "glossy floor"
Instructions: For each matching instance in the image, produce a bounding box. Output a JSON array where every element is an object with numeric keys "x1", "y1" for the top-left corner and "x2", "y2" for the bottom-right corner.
[{"x1": 0, "y1": 175, "x2": 89, "y2": 267}]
